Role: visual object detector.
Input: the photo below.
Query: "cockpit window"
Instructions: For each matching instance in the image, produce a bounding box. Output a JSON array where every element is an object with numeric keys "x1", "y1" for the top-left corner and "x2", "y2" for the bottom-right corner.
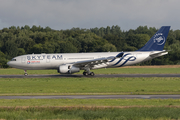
[{"x1": 11, "y1": 59, "x2": 16, "y2": 61}]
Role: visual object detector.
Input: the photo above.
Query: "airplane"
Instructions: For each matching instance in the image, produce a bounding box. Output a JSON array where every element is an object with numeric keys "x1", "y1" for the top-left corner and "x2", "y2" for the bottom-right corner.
[{"x1": 7, "y1": 26, "x2": 170, "y2": 76}]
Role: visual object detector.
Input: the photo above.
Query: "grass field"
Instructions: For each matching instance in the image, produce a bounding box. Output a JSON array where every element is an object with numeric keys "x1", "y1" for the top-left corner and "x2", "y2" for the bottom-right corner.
[
  {"x1": 0, "y1": 107, "x2": 180, "y2": 119},
  {"x1": 1, "y1": 65, "x2": 180, "y2": 75},
  {"x1": 0, "y1": 77, "x2": 180, "y2": 95},
  {"x1": 0, "y1": 99, "x2": 180, "y2": 107},
  {"x1": 1, "y1": 66, "x2": 180, "y2": 119}
]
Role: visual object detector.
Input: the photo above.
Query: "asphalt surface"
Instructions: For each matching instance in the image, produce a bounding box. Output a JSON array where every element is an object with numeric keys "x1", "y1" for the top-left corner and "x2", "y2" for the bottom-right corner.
[
  {"x1": 1, "y1": 74, "x2": 180, "y2": 78},
  {"x1": 0, "y1": 95, "x2": 180, "y2": 99}
]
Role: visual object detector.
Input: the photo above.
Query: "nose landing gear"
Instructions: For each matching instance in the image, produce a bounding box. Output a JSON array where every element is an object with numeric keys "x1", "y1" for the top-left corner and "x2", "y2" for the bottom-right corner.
[{"x1": 24, "y1": 70, "x2": 28, "y2": 76}]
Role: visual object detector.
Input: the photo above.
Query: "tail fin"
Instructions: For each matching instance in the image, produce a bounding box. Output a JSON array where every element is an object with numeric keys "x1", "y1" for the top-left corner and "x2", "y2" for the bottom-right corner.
[{"x1": 137, "y1": 26, "x2": 170, "y2": 51}]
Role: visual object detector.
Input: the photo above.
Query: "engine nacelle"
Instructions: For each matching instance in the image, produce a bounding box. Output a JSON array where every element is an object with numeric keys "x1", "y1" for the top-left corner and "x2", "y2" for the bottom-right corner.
[{"x1": 58, "y1": 64, "x2": 80, "y2": 74}]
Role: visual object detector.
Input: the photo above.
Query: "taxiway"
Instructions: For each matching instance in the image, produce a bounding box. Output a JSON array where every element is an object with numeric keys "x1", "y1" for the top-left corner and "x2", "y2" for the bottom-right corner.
[
  {"x1": 1, "y1": 74, "x2": 180, "y2": 78},
  {"x1": 0, "y1": 95, "x2": 180, "y2": 99}
]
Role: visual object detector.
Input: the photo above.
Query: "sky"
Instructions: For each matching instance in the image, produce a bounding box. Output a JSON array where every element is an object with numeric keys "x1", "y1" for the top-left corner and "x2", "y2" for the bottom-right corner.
[{"x1": 0, "y1": 0, "x2": 179, "y2": 31}]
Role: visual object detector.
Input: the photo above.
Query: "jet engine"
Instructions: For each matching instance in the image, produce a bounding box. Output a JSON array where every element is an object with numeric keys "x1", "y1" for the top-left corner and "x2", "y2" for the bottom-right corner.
[{"x1": 58, "y1": 64, "x2": 80, "y2": 74}]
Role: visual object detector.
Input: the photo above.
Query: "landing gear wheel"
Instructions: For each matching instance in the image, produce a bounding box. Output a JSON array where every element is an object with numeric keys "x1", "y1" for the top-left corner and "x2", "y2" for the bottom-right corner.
[
  {"x1": 89, "y1": 72, "x2": 95, "y2": 76},
  {"x1": 83, "y1": 72, "x2": 88, "y2": 76},
  {"x1": 24, "y1": 70, "x2": 28, "y2": 76},
  {"x1": 24, "y1": 73, "x2": 28, "y2": 76}
]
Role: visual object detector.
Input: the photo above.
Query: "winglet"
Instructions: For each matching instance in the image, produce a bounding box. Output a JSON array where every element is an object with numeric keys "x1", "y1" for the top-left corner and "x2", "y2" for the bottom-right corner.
[{"x1": 137, "y1": 26, "x2": 170, "y2": 51}]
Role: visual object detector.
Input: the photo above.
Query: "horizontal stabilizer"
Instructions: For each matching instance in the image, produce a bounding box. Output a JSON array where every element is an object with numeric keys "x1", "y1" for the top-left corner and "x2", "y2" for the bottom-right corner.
[{"x1": 150, "y1": 50, "x2": 168, "y2": 58}]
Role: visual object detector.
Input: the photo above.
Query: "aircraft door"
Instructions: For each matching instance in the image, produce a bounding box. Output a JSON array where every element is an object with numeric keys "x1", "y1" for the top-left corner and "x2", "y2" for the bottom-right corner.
[
  {"x1": 46, "y1": 58, "x2": 50, "y2": 63},
  {"x1": 46, "y1": 55, "x2": 51, "y2": 63},
  {"x1": 21, "y1": 57, "x2": 26, "y2": 64}
]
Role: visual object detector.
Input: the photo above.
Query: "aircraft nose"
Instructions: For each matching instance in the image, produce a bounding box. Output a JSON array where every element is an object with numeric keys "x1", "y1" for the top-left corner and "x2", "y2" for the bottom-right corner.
[{"x1": 7, "y1": 61, "x2": 11, "y2": 66}]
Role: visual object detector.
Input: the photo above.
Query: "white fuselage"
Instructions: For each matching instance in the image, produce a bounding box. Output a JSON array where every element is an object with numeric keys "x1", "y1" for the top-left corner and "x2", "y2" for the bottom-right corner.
[{"x1": 7, "y1": 51, "x2": 163, "y2": 70}]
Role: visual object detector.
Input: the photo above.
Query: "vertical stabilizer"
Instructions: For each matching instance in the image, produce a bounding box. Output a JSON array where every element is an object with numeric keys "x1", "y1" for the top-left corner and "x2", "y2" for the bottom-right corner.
[{"x1": 137, "y1": 26, "x2": 170, "y2": 51}]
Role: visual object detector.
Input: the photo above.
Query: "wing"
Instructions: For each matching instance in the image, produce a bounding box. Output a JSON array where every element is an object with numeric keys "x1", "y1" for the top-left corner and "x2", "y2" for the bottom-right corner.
[{"x1": 73, "y1": 56, "x2": 116, "y2": 68}]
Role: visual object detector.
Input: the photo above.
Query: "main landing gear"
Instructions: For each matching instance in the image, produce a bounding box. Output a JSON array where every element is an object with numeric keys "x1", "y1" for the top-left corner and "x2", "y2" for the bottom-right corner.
[
  {"x1": 83, "y1": 67, "x2": 95, "y2": 76},
  {"x1": 24, "y1": 70, "x2": 28, "y2": 76},
  {"x1": 83, "y1": 71, "x2": 95, "y2": 76}
]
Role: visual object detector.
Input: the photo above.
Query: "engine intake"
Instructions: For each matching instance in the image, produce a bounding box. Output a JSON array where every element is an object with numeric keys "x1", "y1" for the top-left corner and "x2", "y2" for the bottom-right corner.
[{"x1": 58, "y1": 64, "x2": 80, "y2": 74}]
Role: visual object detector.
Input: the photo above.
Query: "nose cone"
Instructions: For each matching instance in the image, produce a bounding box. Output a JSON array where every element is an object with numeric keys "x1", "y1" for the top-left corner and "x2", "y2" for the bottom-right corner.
[
  {"x1": 7, "y1": 61, "x2": 11, "y2": 66},
  {"x1": 7, "y1": 61, "x2": 18, "y2": 68},
  {"x1": 7, "y1": 61, "x2": 16, "y2": 68}
]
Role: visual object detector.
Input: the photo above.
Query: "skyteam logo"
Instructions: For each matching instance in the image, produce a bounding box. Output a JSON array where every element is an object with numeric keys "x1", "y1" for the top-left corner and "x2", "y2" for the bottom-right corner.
[
  {"x1": 153, "y1": 33, "x2": 165, "y2": 45},
  {"x1": 110, "y1": 53, "x2": 136, "y2": 67}
]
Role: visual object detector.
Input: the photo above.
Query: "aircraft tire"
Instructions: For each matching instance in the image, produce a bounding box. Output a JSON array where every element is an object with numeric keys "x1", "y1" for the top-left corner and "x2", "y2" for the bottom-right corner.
[
  {"x1": 83, "y1": 72, "x2": 88, "y2": 76},
  {"x1": 24, "y1": 73, "x2": 28, "y2": 76},
  {"x1": 89, "y1": 72, "x2": 95, "y2": 76}
]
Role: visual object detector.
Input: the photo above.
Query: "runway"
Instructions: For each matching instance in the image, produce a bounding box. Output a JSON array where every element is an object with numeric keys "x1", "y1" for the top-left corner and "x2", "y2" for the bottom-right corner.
[
  {"x1": 1, "y1": 74, "x2": 180, "y2": 78},
  {"x1": 0, "y1": 95, "x2": 180, "y2": 99}
]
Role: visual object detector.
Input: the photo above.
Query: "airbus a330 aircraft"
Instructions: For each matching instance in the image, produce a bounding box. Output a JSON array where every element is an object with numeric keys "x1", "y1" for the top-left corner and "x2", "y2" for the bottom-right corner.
[{"x1": 7, "y1": 26, "x2": 170, "y2": 76}]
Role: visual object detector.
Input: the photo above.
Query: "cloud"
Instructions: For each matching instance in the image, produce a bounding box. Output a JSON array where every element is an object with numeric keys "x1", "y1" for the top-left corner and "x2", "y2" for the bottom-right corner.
[{"x1": 0, "y1": 0, "x2": 180, "y2": 30}]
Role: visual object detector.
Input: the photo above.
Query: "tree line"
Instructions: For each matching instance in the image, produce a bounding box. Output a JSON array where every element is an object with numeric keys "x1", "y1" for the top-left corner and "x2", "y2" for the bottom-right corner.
[{"x1": 0, "y1": 25, "x2": 180, "y2": 68}]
